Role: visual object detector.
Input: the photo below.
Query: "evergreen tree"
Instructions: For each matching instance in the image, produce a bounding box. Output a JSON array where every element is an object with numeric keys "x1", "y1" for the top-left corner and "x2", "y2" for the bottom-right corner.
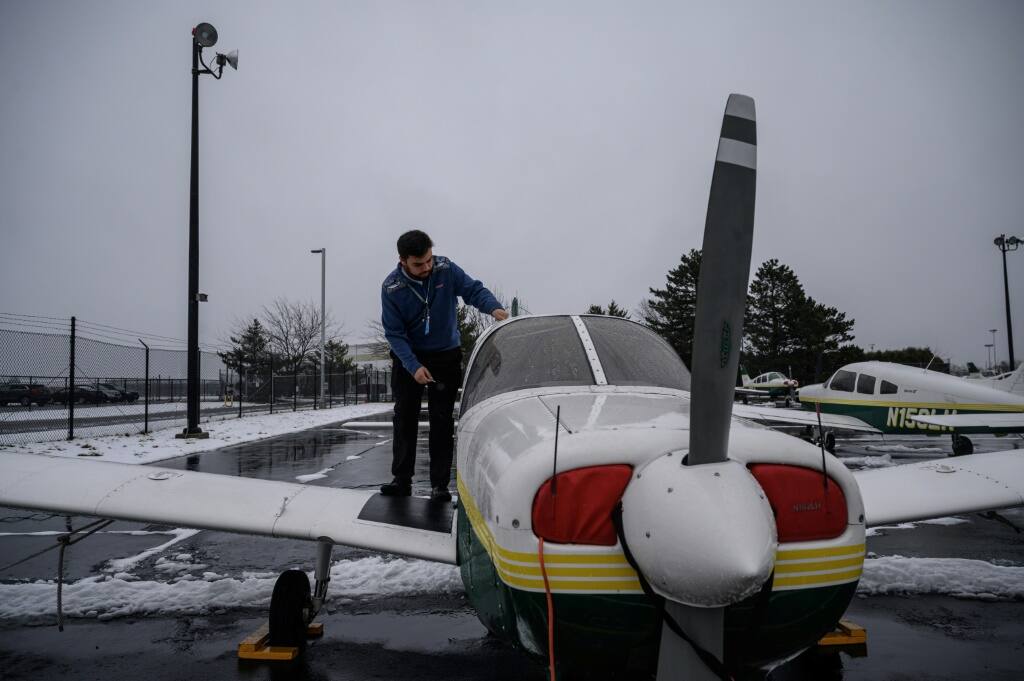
[
  {"x1": 218, "y1": 319, "x2": 270, "y2": 372},
  {"x1": 308, "y1": 339, "x2": 357, "y2": 374},
  {"x1": 585, "y1": 300, "x2": 630, "y2": 318},
  {"x1": 793, "y1": 298, "x2": 858, "y2": 383},
  {"x1": 863, "y1": 347, "x2": 948, "y2": 373},
  {"x1": 744, "y1": 259, "x2": 806, "y2": 370},
  {"x1": 642, "y1": 249, "x2": 702, "y2": 368}
]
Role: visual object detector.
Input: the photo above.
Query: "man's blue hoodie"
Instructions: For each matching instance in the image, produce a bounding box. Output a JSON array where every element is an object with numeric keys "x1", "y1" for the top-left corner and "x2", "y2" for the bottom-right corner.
[{"x1": 381, "y1": 256, "x2": 501, "y2": 376}]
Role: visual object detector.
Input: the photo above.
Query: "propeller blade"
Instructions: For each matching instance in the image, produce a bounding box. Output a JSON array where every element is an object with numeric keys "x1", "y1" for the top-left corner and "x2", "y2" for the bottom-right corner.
[
  {"x1": 688, "y1": 93, "x2": 757, "y2": 466},
  {"x1": 656, "y1": 604, "x2": 725, "y2": 681}
]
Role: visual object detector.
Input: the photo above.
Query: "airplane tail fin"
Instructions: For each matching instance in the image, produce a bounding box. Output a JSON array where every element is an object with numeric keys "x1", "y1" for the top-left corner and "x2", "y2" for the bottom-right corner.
[
  {"x1": 738, "y1": 364, "x2": 752, "y2": 386},
  {"x1": 1005, "y1": 361, "x2": 1024, "y2": 391}
]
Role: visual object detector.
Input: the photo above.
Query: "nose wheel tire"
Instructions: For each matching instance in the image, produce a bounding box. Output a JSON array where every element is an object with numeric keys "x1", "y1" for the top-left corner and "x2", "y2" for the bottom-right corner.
[
  {"x1": 823, "y1": 431, "x2": 836, "y2": 454},
  {"x1": 269, "y1": 569, "x2": 312, "y2": 649},
  {"x1": 951, "y1": 434, "x2": 974, "y2": 457}
]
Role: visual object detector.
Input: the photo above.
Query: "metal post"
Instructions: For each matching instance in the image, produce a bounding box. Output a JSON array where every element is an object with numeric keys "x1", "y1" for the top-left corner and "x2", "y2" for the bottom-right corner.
[
  {"x1": 1000, "y1": 244, "x2": 1015, "y2": 369},
  {"x1": 239, "y1": 369, "x2": 244, "y2": 418},
  {"x1": 293, "y1": 370, "x2": 297, "y2": 412},
  {"x1": 269, "y1": 355, "x2": 275, "y2": 415},
  {"x1": 312, "y1": 248, "x2": 326, "y2": 407},
  {"x1": 139, "y1": 339, "x2": 150, "y2": 433},
  {"x1": 68, "y1": 316, "x2": 75, "y2": 440},
  {"x1": 181, "y1": 34, "x2": 204, "y2": 437}
]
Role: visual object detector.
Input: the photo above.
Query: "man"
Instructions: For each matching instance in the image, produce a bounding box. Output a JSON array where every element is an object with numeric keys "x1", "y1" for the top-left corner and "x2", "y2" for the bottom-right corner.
[{"x1": 380, "y1": 229, "x2": 508, "y2": 502}]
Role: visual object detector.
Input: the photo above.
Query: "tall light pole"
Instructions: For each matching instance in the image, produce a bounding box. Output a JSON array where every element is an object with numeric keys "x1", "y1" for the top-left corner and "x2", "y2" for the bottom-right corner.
[
  {"x1": 985, "y1": 343, "x2": 994, "y2": 371},
  {"x1": 989, "y1": 328, "x2": 998, "y2": 372},
  {"x1": 994, "y1": 235, "x2": 1021, "y2": 370},
  {"x1": 179, "y1": 23, "x2": 238, "y2": 439},
  {"x1": 311, "y1": 249, "x2": 326, "y2": 407}
]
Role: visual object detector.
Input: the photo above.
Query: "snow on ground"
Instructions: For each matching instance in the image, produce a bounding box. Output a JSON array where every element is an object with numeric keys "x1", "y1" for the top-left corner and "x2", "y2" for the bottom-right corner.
[
  {"x1": 105, "y1": 529, "x2": 201, "y2": 572},
  {"x1": 858, "y1": 555, "x2": 1024, "y2": 600},
  {"x1": 864, "y1": 443, "x2": 947, "y2": 456},
  {"x1": 865, "y1": 516, "x2": 971, "y2": 537},
  {"x1": 0, "y1": 403, "x2": 393, "y2": 465},
  {"x1": 836, "y1": 453, "x2": 898, "y2": 469},
  {"x1": 2, "y1": 552, "x2": 1020, "y2": 622},
  {"x1": 0, "y1": 557, "x2": 462, "y2": 620}
]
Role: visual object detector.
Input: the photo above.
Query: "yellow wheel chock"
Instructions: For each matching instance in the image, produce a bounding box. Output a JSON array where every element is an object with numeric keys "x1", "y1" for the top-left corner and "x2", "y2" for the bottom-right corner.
[
  {"x1": 818, "y1": 619, "x2": 867, "y2": 650},
  {"x1": 237, "y1": 622, "x2": 324, "y2": 661}
]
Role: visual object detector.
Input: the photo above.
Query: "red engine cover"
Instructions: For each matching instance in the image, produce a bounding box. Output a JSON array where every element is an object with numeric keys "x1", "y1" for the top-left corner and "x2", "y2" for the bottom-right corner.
[
  {"x1": 748, "y1": 464, "x2": 848, "y2": 542},
  {"x1": 532, "y1": 465, "x2": 633, "y2": 546}
]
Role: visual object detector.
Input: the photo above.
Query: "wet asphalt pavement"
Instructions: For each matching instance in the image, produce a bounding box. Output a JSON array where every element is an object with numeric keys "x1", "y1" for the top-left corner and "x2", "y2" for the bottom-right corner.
[{"x1": 1, "y1": 417, "x2": 1023, "y2": 680}]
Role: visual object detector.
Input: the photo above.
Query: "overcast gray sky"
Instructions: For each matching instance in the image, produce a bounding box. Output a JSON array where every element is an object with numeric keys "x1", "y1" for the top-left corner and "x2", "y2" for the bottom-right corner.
[{"x1": 2, "y1": 1, "x2": 1022, "y2": 367}]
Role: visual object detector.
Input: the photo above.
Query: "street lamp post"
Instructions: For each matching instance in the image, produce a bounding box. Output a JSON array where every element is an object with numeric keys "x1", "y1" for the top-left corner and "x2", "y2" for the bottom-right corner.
[
  {"x1": 311, "y1": 249, "x2": 326, "y2": 407},
  {"x1": 989, "y1": 329, "x2": 998, "y2": 372},
  {"x1": 985, "y1": 343, "x2": 994, "y2": 372},
  {"x1": 179, "y1": 23, "x2": 238, "y2": 439},
  {"x1": 994, "y1": 235, "x2": 1021, "y2": 370}
]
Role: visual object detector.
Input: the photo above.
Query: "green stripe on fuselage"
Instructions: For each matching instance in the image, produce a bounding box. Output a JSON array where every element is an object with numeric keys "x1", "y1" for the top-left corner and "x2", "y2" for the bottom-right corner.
[{"x1": 800, "y1": 399, "x2": 1001, "y2": 434}]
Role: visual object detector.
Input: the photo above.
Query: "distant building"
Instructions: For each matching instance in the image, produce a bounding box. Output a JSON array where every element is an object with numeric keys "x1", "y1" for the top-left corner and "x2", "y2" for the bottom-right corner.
[{"x1": 348, "y1": 341, "x2": 390, "y2": 370}]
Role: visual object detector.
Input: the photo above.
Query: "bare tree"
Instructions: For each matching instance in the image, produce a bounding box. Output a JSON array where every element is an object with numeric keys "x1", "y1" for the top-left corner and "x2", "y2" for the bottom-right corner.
[
  {"x1": 262, "y1": 298, "x2": 339, "y2": 373},
  {"x1": 365, "y1": 319, "x2": 391, "y2": 359}
]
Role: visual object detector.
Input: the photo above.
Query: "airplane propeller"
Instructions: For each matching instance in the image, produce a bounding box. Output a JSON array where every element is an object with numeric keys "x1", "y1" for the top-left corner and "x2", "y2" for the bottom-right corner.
[{"x1": 619, "y1": 94, "x2": 775, "y2": 680}]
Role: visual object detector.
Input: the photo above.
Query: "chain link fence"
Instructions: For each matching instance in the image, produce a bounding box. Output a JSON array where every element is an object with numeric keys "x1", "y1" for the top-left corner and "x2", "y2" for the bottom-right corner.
[{"x1": 0, "y1": 320, "x2": 393, "y2": 446}]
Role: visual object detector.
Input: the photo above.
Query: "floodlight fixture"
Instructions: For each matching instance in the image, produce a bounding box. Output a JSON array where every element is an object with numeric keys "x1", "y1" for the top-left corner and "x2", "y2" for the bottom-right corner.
[
  {"x1": 216, "y1": 50, "x2": 239, "y2": 71},
  {"x1": 193, "y1": 23, "x2": 218, "y2": 48}
]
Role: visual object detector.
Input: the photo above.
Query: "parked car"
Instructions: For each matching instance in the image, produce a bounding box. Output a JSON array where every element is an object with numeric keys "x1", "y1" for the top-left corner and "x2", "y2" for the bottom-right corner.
[
  {"x1": 51, "y1": 385, "x2": 107, "y2": 404},
  {"x1": 97, "y1": 382, "x2": 139, "y2": 402},
  {"x1": 0, "y1": 383, "x2": 52, "y2": 406}
]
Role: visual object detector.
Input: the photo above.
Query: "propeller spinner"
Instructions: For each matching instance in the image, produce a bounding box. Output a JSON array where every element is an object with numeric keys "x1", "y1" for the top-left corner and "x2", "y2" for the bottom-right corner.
[{"x1": 619, "y1": 94, "x2": 772, "y2": 681}]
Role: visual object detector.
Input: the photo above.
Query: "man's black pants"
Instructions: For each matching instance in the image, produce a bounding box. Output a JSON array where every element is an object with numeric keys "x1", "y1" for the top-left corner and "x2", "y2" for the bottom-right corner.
[{"x1": 390, "y1": 347, "x2": 462, "y2": 489}]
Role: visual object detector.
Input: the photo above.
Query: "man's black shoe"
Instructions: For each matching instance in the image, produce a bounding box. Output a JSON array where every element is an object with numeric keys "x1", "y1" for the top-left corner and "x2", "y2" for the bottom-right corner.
[
  {"x1": 380, "y1": 478, "x2": 412, "y2": 496},
  {"x1": 430, "y1": 486, "x2": 452, "y2": 503}
]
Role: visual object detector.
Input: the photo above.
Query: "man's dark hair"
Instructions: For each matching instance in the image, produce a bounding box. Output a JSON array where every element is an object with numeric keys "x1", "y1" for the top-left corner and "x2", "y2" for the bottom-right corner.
[{"x1": 397, "y1": 230, "x2": 433, "y2": 259}]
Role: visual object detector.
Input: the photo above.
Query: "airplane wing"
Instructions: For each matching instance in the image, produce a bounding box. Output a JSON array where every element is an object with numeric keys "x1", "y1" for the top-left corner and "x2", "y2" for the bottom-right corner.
[
  {"x1": 731, "y1": 403, "x2": 881, "y2": 433},
  {"x1": 854, "y1": 449, "x2": 1024, "y2": 527},
  {"x1": 734, "y1": 387, "x2": 763, "y2": 396},
  {"x1": 908, "y1": 412, "x2": 1024, "y2": 434},
  {"x1": 0, "y1": 452, "x2": 456, "y2": 564}
]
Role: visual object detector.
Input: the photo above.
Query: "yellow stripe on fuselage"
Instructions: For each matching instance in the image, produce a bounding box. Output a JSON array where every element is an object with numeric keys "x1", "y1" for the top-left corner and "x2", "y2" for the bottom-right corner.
[
  {"x1": 773, "y1": 568, "x2": 863, "y2": 589},
  {"x1": 800, "y1": 396, "x2": 1024, "y2": 412}
]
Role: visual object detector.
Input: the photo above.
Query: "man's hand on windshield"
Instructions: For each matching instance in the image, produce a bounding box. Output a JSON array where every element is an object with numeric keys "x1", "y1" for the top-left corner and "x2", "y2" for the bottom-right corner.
[
  {"x1": 492, "y1": 308, "x2": 509, "y2": 321},
  {"x1": 413, "y1": 366, "x2": 434, "y2": 385}
]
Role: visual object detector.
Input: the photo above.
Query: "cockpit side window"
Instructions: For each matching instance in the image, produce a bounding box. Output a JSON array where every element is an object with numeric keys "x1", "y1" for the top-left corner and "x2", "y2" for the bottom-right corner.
[
  {"x1": 828, "y1": 369, "x2": 856, "y2": 392},
  {"x1": 461, "y1": 317, "x2": 594, "y2": 412},
  {"x1": 582, "y1": 316, "x2": 691, "y2": 390},
  {"x1": 856, "y1": 373, "x2": 876, "y2": 395},
  {"x1": 880, "y1": 380, "x2": 898, "y2": 395}
]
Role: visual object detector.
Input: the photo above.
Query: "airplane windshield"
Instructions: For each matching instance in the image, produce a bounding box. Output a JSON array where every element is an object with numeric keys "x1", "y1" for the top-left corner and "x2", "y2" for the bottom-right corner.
[
  {"x1": 828, "y1": 370, "x2": 856, "y2": 392},
  {"x1": 461, "y1": 317, "x2": 595, "y2": 412},
  {"x1": 582, "y1": 316, "x2": 691, "y2": 390}
]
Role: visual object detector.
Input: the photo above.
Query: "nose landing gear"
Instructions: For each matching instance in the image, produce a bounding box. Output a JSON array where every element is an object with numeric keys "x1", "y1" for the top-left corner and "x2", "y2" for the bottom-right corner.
[{"x1": 951, "y1": 433, "x2": 974, "y2": 457}]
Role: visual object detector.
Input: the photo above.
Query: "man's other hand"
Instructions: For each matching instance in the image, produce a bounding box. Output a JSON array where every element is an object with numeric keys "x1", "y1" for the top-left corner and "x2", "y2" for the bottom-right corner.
[
  {"x1": 413, "y1": 366, "x2": 434, "y2": 385},
  {"x1": 492, "y1": 309, "x2": 509, "y2": 321}
]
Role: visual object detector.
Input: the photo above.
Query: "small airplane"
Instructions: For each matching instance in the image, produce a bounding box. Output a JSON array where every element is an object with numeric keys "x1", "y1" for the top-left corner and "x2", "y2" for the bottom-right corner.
[
  {"x1": 2, "y1": 96, "x2": 1023, "y2": 680},
  {"x1": 738, "y1": 360, "x2": 1024, "y2": 456},
  {"x1": 735, "y1": 368, "x2": 799, "y2": 405}
]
